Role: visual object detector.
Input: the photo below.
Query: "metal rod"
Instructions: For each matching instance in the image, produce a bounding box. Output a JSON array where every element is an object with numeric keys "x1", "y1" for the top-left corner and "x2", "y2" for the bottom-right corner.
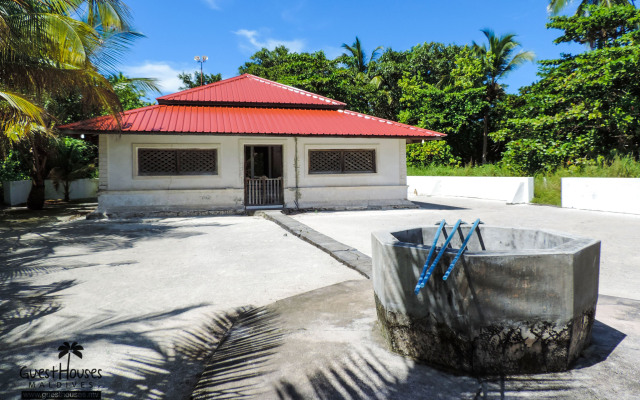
[
  {"x1": 416, "y1": 219, "x2": 462, "y2": 293},
  {"x1": 414, "y1": 219, "x2": 446, "y2": 294},
  {"x1": 443, "y1": 218, "x2": 481, "y2": 281}
]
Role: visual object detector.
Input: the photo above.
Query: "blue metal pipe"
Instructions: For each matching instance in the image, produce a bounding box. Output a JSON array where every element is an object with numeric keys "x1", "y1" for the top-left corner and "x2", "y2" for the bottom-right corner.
[
  {"x1": 414, "y1": 219, "x2": 446, "y2": 294},
  {"x1": 443, "y1": 218, "x2": 481, "y2": 281},
  {"x1": 415, "y1": 219, "x2": 462, "y2": 293}
]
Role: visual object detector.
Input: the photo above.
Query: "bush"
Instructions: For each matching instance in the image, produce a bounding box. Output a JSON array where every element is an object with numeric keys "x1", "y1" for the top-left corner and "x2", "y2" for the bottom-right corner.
[
  {"x1": 406, "y1": 141, "x2": 461, "y2": 168},
  {"x1": 0, "y1": 150, "x2": 30, "y2": 183}
]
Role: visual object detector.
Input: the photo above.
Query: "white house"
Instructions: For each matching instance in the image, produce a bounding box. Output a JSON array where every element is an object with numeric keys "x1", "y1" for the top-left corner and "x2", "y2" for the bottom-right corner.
[{"x1": 60, "y1": 74, "x2": 444, "y2": 215}]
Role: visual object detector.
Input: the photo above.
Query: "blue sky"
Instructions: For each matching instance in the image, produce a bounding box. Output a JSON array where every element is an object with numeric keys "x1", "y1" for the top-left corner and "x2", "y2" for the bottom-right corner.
[{"x1": 121, "y1": 0, "x2": 583, "y2": 98}]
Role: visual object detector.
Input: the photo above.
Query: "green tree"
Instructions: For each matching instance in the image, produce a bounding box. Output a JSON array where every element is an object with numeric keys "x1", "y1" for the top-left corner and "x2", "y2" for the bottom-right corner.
[
  {"x1": 178, "y1": 71, "x2": 222, "y2": 89},
  {"x1": 472, "y1": 30, "x2": 534, "y2": 163},
  {"x1": 398, "y1": 47, "x2": 489, "y2": 163},
  {"x1": 548, "y1": 0, "x2": 633, "y2": 15},
  {"x1": 48, "y1": 137, "x2": 97, "y2": 201},
  {"x1": 109, "y1": 72, "x2": 156, "y2": 110},
  {"x1": 496, "y1": 5, "x2": 640, "y2": 173},
  {"x1": 46, "y1": 72, "x2": 156, "y2": 125},
  {"x1": 341, "y1": 36, "x2": 383, "y2": 74},
  {"x1": 0, "y1": 0, "x2": 148, "y2": 209},
  {"x1": 340, "y1": 36, "x2": 384, "y2": 88}
]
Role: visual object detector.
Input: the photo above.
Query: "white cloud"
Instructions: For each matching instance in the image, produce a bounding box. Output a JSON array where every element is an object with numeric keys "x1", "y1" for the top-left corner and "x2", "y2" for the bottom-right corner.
[
  {"x1": 121, "y1": 62, "x2": 185, "y2": 95},
  {"x1": 202, "y1": 0, "x2": 221, "y2": 10},
  {"x1": 233, "y1": 29, "x2": 305, "y2": 53}
]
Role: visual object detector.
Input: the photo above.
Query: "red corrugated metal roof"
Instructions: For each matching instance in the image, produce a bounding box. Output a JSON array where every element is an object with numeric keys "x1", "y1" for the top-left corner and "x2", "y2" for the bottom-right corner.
[
  {"x1": 156, "y1": 74, "x2": 346, "y2": 108},
  {"x1": 59, "y1": 105, "x2": 445, "y2": 138},
  {"x1": 59, "y1": 74, "x2": 445, "y2": 138}
]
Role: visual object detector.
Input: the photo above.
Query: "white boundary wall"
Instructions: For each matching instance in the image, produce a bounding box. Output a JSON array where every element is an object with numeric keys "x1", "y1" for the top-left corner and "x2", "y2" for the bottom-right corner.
[
  {"x1": 407, "y1": 176, "x2": 534, "y2": 204},
  {"x1": 3, "y1": 179, "x2": 99, "y2": 206},
  {"x1": 562, "y1": 178, "x2": 640, "y2": 214}
]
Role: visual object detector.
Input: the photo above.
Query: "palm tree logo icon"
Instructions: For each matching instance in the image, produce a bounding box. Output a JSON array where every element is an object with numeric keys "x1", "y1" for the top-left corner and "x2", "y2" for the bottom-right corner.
[{"x1": 58, "y1": 342, "x2": 84, "y2": 374}]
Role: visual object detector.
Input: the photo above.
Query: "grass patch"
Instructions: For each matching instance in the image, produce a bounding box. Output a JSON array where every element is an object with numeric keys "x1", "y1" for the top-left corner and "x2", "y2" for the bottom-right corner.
[
  {"x1": 408, "y1": 156, "x2": 640, "y2": 206},
  {"x1": 532, "y1": 175, "x2": 561, "y2": 206},
  {"x1": 407, "y1": 164, "x2": 519, "y2": 177}
]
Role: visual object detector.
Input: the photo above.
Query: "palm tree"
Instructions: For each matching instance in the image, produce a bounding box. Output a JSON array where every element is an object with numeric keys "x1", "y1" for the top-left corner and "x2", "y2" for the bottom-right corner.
[
  {"x1": 58, "y1": 341, "x2": 84, "y2": 374},
  {"x1": 472, "y1": 29, "x2": 535, "y2": 164},
  {"x1": 0, "y1": 0, "x2": 156, "y2": 209},
  {"x1": 548, "y1": 0, "x2": 634, "y2": 15},
  {"x1": 341, "y1": 36, "x2": 384, "y2": 87},
  {"x1": 0, "y1": 0, "x2": 132, "y2": 137},
  {"x1": 342, "y1": 36, "x2": 383, "y2": 74}
]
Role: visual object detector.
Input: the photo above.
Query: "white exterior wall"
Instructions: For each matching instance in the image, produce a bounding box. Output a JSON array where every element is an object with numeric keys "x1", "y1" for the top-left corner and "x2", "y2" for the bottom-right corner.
[
  {"x1": 562, "y1": 177, "x2": 640, "y2": 214},
  {"x1": 98, "y1": 134, "x2": 409, "y2": 212}
]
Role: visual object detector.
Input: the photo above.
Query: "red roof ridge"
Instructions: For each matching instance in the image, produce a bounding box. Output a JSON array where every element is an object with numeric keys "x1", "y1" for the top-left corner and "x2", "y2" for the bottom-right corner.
[
  {"x1": 156, "y1": 73, "x2": 345, "y2": 108},
  {"x1": 155, "y1": 74, "x2": 248, "y2": 102},
  {"x1": 242, "y1": 74, "x2": 345, "y2": 106}
]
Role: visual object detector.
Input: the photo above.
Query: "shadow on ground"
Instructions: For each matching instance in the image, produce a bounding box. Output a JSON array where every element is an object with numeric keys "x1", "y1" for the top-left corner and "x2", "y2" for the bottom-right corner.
[
  {"x1": 0, "y1": 304, "x2": 258, "y2": 399},
  {"x1": 0, "y1": 200, "x2": 97, "y2": 232},
  {"x1": 0, "y1": 217, "x2": 235, "y2": 399},
  {"x1": 411, "y1": 201, "x2": 467, "y2": 211}
]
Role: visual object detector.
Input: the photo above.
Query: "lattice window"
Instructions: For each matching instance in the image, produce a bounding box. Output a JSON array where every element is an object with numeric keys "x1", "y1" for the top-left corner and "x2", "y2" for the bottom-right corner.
[
  {"x1": 344, "y1": 150, "x2": 375, "y2": 173},
  {"x1": 309, "y1": 150, "x2": 342, "y2": 174},
  {"x1": 138, "y1": 148, "x2": 217, "y2": 176},
  {"x1": 179, "y1": 150, "x2": 217, "y2": 174},
  {"x1": 308, "y1": 150, "x2": 376, "y2": 174}
]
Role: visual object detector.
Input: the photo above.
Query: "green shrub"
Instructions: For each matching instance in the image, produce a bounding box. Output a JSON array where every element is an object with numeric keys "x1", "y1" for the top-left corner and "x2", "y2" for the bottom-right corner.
[
  {"x1": 0, "y1": 150, "x2": 30, "y2": 183},
  {"x1": 406, "y1": 141, "x2": 461, "y2": 168}
]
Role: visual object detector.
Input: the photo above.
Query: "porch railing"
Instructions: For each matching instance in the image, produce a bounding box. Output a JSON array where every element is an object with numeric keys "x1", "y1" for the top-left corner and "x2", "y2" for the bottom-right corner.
[{"x1": 245, "y1": 177, "x2": 283, "y2": 206}]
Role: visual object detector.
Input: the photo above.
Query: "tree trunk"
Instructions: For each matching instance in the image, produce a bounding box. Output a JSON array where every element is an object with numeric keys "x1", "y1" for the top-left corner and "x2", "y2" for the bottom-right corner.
[
  {"x1": 26, "y1": 133, "x2": 47, "y2": 210},
  {"x1": 64, "y1": 181, "x2": 70, "y2": 202},
  {"x1": 27, "y1": 181, "x2": 45, "y2": 210},
  {"x1": 482, "y1": 112, "x2": 489, "y2": 165}
]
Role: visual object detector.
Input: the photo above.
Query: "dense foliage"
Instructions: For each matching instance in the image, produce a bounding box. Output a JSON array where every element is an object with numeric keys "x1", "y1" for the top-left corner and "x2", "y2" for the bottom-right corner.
[
  {"x1": 232, "y1": 5, "x2": 640, "y2": 175},
  {"x1": 0, "y1": 0, "x2": 155, "y2": 209},
  {"x1": 496, "y1": 5, "x2": 640, "y2": 173}
]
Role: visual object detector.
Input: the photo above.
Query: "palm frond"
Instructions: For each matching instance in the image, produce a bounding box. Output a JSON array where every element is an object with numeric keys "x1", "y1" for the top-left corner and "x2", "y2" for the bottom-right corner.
[
  {"x1": 548, "y1": 0, "x2": 573, "y2": 15},
  {"x1": 0, "y1": 89, "x2": 46, "y2": 126}
]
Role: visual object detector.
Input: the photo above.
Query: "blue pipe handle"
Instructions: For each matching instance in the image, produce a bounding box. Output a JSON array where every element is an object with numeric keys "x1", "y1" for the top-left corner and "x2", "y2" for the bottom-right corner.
[{"x1": 443, "y1": 218, "x2": 481, "y2": 281}]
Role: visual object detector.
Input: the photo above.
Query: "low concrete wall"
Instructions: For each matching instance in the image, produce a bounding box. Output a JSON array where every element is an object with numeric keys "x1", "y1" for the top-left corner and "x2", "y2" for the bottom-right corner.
[
  {"x1": 3, "y1": 179, "x2": 99, "y2": 205},
  {"x1": 3, "y1": 180, "x2": 32, "y2": 206},
  {"x1": 562, "y1": 178, "x2": 640, "y2": 214},
  {"x1": 407, "y1": 176, "x2": 534, "y2": 203}
]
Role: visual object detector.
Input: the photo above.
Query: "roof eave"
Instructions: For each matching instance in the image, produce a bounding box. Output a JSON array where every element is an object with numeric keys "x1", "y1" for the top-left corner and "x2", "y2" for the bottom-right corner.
[{"x1": 57, "y1": 129, "x2": 445, "y2": 139}]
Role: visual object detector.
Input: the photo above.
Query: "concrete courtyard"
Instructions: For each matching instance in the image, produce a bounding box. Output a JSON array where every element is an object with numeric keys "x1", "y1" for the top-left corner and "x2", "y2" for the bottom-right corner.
[{"x1": 1, "y1": 196, "x2": 639, "y2": 399}]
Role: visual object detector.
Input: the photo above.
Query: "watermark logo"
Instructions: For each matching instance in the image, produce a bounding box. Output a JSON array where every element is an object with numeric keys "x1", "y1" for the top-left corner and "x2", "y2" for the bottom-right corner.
[
  {"x1": 20, "y1": 341, "x2": 103, "y2": 399},
  {"x1": 58, "y1": 342, "x2": 84, "y2": 373}
]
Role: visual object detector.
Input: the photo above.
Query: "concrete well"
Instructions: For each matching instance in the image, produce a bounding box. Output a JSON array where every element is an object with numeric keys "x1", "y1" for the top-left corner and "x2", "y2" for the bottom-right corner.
[{"x1": 372, "y1": 225, "x2": 601, "y2": 375}]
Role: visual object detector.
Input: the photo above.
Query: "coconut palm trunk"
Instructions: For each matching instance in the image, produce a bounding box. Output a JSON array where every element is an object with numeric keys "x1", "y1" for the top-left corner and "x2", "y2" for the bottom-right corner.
[
  {"x1": 26, "y1": 134, "x2": 47, "y2": 210},
  {"x1": 482, "y1": 111, "x2": 489, "y2": 164},
  {"x1": 472, "y1": 30, "x2": 535, "y2": 164}
]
